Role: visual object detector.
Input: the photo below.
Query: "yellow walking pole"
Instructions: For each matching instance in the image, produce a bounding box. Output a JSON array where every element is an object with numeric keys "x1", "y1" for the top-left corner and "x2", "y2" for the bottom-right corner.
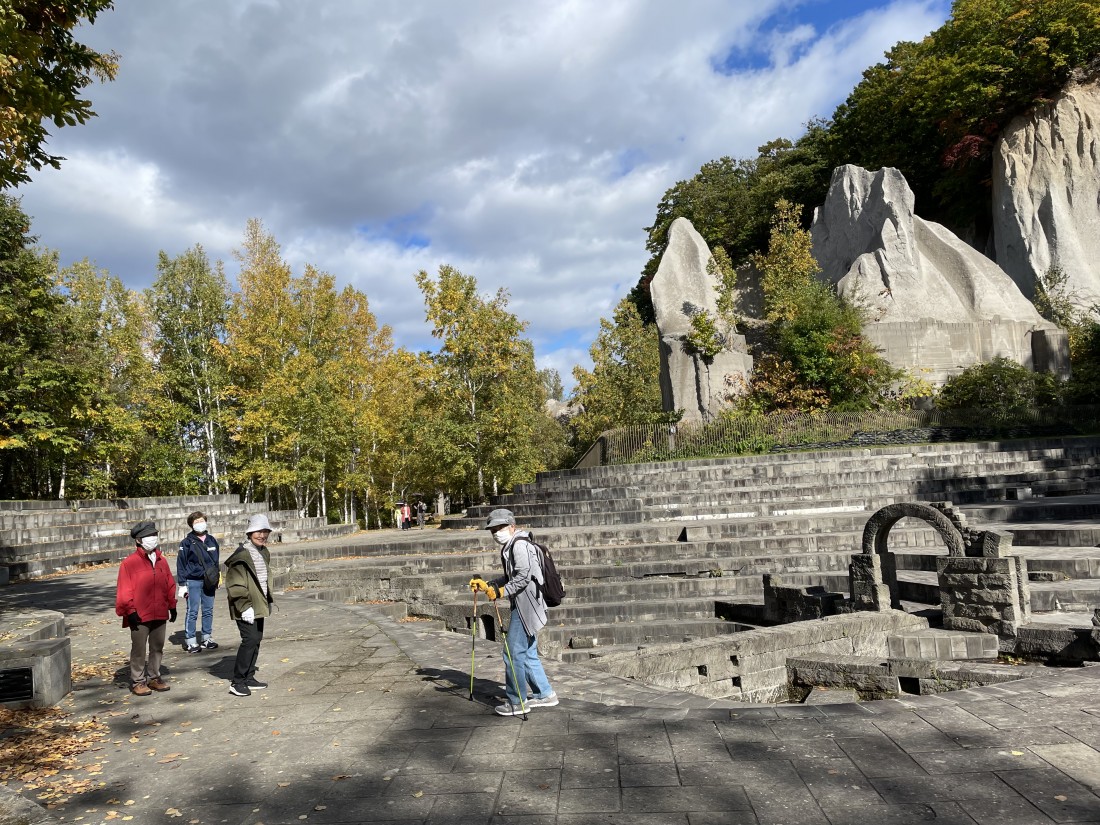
[
  {"x1": 469, "y1": 586, "x2": 478, "y2": 701},
  {"x1": 492, "y1": 598, "x2": 528, "y2": 720}
]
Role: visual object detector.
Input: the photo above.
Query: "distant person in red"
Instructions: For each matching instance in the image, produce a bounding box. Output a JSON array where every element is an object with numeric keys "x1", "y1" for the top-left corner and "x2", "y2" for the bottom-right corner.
[
  {"x1": 401, "y1": 502, "x2": 412, "y2": 530},
  {"x1": 115, "y1": 520, "x2": 177, "y2": 696}
]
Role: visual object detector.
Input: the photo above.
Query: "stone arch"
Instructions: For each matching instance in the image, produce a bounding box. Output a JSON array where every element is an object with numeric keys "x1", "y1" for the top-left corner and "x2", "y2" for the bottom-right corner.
[{"x1": 860, "y1": 502, "x2": 965, "y2": 609}]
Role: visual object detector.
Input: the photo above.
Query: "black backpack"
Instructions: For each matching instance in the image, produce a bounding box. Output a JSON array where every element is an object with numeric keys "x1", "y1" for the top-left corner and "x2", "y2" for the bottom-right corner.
[{"x1": 528, "y1": 536, "x2": 565, "y2": 608}]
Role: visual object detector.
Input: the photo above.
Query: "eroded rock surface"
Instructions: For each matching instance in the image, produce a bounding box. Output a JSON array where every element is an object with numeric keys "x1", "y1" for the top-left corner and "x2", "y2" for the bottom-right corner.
[
  {"x1": 651, "y1": 217, "x2": 752, "y2": 422},
  {"x1": 994, "y1": 75, "x2": 1100, "y2": 305},
  {"x1": 811, "y1": 165, "x2": 1067, "y2": 382}
]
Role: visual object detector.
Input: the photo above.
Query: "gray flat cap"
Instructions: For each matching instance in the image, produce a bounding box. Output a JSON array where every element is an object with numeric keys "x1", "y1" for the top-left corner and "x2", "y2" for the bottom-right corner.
[
  {"x1": 485, "y1": 508, "x2": 515, "y2": 529},
  {"x1": 130, "y1": 520, "x2": 158, "y2": 540}
]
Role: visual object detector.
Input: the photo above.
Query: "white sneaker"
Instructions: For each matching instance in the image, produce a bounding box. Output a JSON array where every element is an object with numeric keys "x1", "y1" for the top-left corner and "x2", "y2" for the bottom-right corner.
[
  {"x1": 528, "y1": 692, "x2": 558, "y2": 708},
  {"x1": 494, "y1": 702, "x2": 527, "y2": 717}
]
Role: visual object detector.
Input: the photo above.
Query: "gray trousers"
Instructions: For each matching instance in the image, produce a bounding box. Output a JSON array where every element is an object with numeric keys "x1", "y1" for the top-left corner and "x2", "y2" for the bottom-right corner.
[{"x1": 129, "y1": 620, "x2": 167, "y2": 684}]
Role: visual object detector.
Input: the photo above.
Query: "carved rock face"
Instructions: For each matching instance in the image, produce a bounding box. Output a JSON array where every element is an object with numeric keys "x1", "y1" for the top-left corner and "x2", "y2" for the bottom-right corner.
[
  {"x1": 993, "y1": 76, "x2": 1100, "y2": 305},
  {"x1": 811, "y1": 165, "x2": 1046, "y2": 325},
  {"x1": 650, "y1": 218, "x2": 752, "y2": 422},
  {"x1": 809, "y1": 165, "x2": 1066, "y2": 382}
]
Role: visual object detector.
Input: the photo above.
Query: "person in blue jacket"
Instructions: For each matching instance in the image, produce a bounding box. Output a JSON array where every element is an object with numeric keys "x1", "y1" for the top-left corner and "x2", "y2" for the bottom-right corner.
[{"x1": 176, "y1": 511, "x2": 220, "y2": 653}]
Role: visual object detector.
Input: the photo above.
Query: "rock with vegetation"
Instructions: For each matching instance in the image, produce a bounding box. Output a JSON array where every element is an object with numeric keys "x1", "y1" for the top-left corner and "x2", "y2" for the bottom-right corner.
[
  {"x1": 994, "y1": 74, "x2": 1100, "y2": 306},
  {"x1": 810, "y1": 165, "x2": 1067, "y2": 383},
  {"x1": 650, "y1": 218, "x2": 752, "y2": 422}
]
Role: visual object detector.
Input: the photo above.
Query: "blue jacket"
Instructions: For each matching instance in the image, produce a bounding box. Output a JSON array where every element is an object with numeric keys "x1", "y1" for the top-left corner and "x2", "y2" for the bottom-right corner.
[{"x1": 177, "y1": 532, "x2": 220, "y2": 582}]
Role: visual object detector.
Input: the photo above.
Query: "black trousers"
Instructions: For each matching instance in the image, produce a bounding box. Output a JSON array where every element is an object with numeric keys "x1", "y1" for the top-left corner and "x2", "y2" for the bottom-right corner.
[{"x1": 233, "y1": 617, "x2": 264, "y2": 684}]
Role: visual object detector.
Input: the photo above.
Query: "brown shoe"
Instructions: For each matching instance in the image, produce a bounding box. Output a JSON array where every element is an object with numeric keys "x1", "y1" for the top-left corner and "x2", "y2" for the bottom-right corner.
[
  {"x1": 147, "y1": 678, "x2": 170, "y2": 692},
  {"x1": 131, "y1": 682, "x2": 152, "y2": 696}
]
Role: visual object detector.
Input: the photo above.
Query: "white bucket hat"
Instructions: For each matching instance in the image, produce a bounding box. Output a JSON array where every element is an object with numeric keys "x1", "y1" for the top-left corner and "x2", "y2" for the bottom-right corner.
[{"x1": 245, "y1": 513, "x2": 273, "y2": 535}]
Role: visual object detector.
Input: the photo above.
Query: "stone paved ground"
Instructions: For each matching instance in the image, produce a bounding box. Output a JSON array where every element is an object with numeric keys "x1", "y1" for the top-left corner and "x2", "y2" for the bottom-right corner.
[{"x1": 5, "y1": 561, "x2": 1100, "y2": 824}]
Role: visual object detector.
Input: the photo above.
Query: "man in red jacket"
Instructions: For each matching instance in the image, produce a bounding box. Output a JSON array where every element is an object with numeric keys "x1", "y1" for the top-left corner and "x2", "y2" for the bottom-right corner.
[{"x1": 115, "y1": 521, "x2": 178, "y2": 696}]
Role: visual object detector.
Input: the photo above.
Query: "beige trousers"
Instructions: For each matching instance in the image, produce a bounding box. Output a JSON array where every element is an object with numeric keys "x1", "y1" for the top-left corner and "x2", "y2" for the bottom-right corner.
[{"x1": 129, "y1": 620, "x2": 167, "y2": 684}]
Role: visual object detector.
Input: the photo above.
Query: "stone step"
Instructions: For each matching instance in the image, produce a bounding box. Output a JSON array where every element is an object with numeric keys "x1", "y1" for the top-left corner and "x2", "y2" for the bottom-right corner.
[
  {"x1": 544, "y1": 617, "x2": 748, "y2": 652},
  {"x1": 961, "y1": 495, "x2": 1100, "y2": 524},
  {"x1": 886, "y1": 628, "x2": 999, "y2": 660},
  {"x1": 520, "y1": 438, "x2": 1100, "y2": 491},
  {"x1": 498, "y1": 461, "x2": 1096, "y2": 506}
]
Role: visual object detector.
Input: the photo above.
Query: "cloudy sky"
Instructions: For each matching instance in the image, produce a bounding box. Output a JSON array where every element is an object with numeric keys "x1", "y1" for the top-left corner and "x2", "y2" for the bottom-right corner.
[{"x1": 18, "y1": 0, "x2": 952, "y2": 389}]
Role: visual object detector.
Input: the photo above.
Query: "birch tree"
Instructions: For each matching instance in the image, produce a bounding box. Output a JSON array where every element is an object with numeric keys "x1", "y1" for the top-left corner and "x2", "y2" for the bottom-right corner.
[
  {"x1": 147, "y1": 246, "x2": 231, "y2": 494},
  {"x1": 415, "y1": 265, "x2": 545, "y2": 501}
]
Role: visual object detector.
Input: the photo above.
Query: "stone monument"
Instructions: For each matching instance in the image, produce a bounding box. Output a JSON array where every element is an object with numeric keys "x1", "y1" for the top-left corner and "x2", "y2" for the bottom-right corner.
[
  {"x1": 810, "y1": 164, "x2": 1068, "y2": 383},
  {"x1": 650, "y1": 217, "x2": 753, "y2": 422}
]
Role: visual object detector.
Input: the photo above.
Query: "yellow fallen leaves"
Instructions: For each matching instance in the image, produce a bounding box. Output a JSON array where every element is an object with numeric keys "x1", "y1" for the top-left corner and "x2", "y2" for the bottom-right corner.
[{"x1": 0, "y1": 706, "x2": 108, "y2": 806}]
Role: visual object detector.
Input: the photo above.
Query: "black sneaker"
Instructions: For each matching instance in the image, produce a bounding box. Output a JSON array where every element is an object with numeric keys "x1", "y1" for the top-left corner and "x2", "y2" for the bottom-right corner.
[
  {"x1": 244, "y1": 678, "x2": 268, "y2": 690},
  {"x1": 201, "y1": 639, "x2": 219, "y2": 650},
  {"x1": 184, "y1": 643, "x2": 201, "y2": 654},
  {"x1": 228, "y1": 683, "x2": 251, "y2": 697}
]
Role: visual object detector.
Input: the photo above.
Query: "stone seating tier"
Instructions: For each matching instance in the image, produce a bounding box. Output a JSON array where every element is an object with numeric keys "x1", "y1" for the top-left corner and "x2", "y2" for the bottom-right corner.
[
  {"x1": 282, "y1": 438, "x2": 1100, "y2": 676},
  {"x1": 451, "y1": 440, "x2": 1100, "y2": 529},
  {"x1": 0, "y1": 495, "x2": 356, "y2": 580}
]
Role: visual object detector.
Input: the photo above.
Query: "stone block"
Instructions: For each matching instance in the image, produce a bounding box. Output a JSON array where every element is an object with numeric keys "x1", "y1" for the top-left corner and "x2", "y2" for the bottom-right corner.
[{"x1": 0, "y1": 636, "x2": 71, "y2": 709}]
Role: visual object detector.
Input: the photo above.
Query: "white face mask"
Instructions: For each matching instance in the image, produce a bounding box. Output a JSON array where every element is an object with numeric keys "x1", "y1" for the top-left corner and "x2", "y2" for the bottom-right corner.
[
  {"x1": 140, "y1": 536, "x2": 159, "y2": 552},
  {"x1": 492, "y1": 527, "x2": 513, "y2": 546},
  {"x1": 192, "y1": 521, "x2": 208, "y2": 534}
]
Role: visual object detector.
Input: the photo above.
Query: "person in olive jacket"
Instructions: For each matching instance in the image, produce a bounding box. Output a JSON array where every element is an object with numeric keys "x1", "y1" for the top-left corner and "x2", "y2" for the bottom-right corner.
[
  {"x1": 115, "y1": 520, "x2": 177, "y2": 696},
  {"x1": 224, "y1": 513, "x2": 275, "y2": 697}
]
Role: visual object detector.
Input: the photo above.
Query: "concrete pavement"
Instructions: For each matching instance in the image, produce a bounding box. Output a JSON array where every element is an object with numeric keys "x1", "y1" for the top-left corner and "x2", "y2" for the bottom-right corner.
[{"x1": 4, "y1": 564, "x2": 1100, "y2": 824}]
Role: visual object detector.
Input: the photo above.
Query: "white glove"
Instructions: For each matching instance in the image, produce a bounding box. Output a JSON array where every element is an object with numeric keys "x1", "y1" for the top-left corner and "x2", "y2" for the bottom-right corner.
[
  {"x1": 177, "y1": 585, "x2": 187, "y2": 599},
  {"x1": 241, "y1": 607, "x2": 255, "y2": 624}
]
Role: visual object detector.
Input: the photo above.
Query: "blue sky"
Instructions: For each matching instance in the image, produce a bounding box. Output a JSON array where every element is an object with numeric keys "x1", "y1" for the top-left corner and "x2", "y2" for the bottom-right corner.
[{"x1": 18, "y1": 0, "x2": 952, "y2": 390}]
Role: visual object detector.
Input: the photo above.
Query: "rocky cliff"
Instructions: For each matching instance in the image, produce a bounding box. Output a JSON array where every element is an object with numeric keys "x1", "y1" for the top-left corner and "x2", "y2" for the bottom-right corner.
[{"x1": 993, "y1": 74, "x2": 1100, "y2": 305}]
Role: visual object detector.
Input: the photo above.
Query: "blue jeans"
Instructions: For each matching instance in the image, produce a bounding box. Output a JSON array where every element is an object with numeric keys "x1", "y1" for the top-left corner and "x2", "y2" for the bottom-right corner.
[
  {"x1": 503, "y1": 617, "x2": 553, "y2": 706},
  {"x1": 184, "y1": 578, "x2": 215, "y2": 642}
]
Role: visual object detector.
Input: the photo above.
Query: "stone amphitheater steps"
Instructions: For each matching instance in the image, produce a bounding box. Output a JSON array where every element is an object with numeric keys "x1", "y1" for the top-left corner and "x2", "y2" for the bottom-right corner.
[
  {"x1": 452, "y1": 439, "x2": 1100, "y2": 529},
  {"x1": 0, "y1": 495, "x2": 358, "y2": 580},
  {"x1": 276, "y1": 437, "x2": 1100, "y2": 668}
]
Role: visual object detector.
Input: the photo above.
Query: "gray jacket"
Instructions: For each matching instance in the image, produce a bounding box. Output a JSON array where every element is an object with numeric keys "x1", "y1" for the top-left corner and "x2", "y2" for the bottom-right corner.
[{"x1": 491, "y1": 530, "x2": 547, "y2": 636}]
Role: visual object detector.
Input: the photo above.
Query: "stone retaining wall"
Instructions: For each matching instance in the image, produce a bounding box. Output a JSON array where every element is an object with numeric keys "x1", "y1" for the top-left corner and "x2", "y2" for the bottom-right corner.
[{"x1": 587, "y1": 610, "x2": 927, "y2": 702}]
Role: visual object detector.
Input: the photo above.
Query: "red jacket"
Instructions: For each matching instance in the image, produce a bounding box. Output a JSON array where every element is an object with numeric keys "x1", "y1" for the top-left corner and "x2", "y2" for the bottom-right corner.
[{"x1": 115, "y1": 548, "x2": 177, "y2": 626}]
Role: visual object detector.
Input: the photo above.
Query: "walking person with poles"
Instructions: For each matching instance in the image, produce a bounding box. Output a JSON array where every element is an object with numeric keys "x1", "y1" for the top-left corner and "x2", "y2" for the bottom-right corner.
[{"x1": 469, "y1": 508, "x2": 557, "y2": 717}]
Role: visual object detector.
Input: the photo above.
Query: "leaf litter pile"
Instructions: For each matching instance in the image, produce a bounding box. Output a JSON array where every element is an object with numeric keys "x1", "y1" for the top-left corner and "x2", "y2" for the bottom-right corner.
[{"x1": 0, "y1": 705, "x2": 109, "y2": 806}]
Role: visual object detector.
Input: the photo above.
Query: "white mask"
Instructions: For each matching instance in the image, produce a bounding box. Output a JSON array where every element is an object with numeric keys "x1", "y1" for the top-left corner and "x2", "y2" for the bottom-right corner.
[
  {"x1": 140, "y1": 536, "x2": 159, "y2": 552},
  {"x1": 192, "y1": 521, "x2": 208, "y2": 535},
  {"x1": 492, "y1": 527, "x2": 513, "y2": 546}
]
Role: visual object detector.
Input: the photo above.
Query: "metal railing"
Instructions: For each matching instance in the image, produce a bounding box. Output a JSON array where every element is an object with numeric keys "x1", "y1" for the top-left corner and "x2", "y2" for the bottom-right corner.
[{"x1": 574, "y1": 406, "x2": 1100, "y2": 468}]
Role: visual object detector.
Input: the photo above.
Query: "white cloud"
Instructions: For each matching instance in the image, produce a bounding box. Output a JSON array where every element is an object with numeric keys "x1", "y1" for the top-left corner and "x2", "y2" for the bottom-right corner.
[{"x1": 21, "y1": 0, "x2": 952, "y2": 386}]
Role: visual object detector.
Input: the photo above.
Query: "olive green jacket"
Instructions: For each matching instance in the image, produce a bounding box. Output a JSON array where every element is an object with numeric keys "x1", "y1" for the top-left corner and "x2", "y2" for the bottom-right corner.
[{"x1": 224, "y1": 542, "x2": 274, "y2": 620}]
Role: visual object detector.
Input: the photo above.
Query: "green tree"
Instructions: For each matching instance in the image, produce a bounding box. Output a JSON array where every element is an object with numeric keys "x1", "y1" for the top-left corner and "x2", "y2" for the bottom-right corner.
[
  {"x1": 632, "y1": 126, "x2": 834, "y2": 321},
  {"x1": 830, "y1": 0, "x2": 1100, "y2": 230},
  {"x1": 0, "y1": 195, "x2": 77, "y2": 497},
  {"x1": 222, "y1": 219, "x2": 297, "y2": 506},
  {"x1": 0, "y1": 1, "x2": 119, "y2": 187},
  {"x1": 937, "y1": 355, "x2": 1061, "y2": 415},
  {"x1": 743, "y1": 201, "x2": 900, "y2": 412},
  {"x1": 538, "y1": 367, "x2": 564, "y2": 402},
  {"x1": 569, "y1": 298, "x2": 664, "y2": 450},
  {"x1": 147, "y1": 246, "x2": 231, "y2": 495},
  {"x1": 58, "y1": 259, "x2": 149, "y2": 498},
  {"x1": 415, "y1": 265, "x2": 546, "y2": 501}
]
